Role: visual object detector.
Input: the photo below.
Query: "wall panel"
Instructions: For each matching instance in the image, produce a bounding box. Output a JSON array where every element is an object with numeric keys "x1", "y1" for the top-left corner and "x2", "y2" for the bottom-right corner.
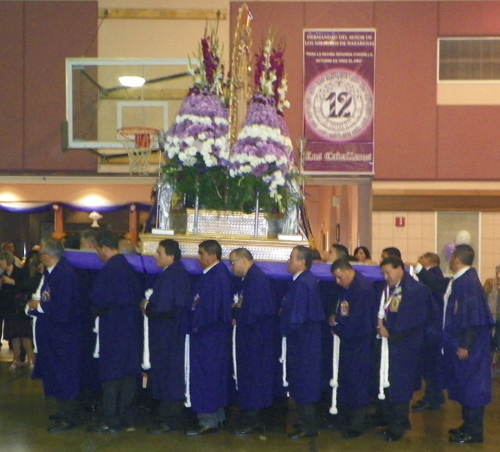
[
  {"x1": 0, "y1": 2, "x2": 24, "y2": 170},
  {"x1": 373, "y1": 2, "x2": 438, "y2": 180},
  {"x1": 24, "y1": 1, "x2": 98, "y2": 172},
  {"x1": 439, "y1": 1, "x2": 500, "y2": 36},
  {"x1": 437, "y1": 106, "x2": 500, "y2": 180}
]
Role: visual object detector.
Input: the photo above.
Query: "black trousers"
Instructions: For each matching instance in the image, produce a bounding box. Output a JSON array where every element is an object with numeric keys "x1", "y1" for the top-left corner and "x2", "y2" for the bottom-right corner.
[
  {"x1": 57, "y1": 398, "x2": 80, "y2": 425},
  {"x1": 338, "y1": 404, "x2": 367, "y2": 432},
  {"x1": 101, "y1": 376, "x2": 137, "y2": 428},
  {"x1": 422, "y1": 345, "x2": 445, "y2": 407},
  {"x1": 297, "y1": 403, "x2": 318, "y2": 435},
  {"x1": 462, "y1": 406, "x2": 485, "y2": 439},
  {"x1": 378, "y1": 399, "x2": 410, "y2": 435},
  {"x1": 158, "y1": 400, "x2": 185, "y2": 429}
]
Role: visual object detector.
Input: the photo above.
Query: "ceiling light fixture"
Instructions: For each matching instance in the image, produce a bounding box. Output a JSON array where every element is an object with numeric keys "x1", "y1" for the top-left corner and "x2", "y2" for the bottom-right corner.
[{"x1": 118, "y1": 76, "x2": 146, "y2": 87}]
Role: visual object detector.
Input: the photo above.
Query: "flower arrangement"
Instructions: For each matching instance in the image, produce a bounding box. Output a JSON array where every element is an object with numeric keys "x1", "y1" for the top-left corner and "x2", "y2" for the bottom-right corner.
[
  {"x1": 160, "y1": 27, "x2": 297, "y2": 214},
  {"x1": 161, "y1": 25, "x2": 231, "y2": 210},
  {"x1": 228, "y1": 33, "x2": 295, "y2": 210}
]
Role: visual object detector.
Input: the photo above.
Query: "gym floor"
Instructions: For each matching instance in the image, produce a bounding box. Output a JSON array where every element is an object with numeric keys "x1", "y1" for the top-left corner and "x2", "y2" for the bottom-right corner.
[{"x1": 0, "y1": 343, "x2": 498, "y2": 452}]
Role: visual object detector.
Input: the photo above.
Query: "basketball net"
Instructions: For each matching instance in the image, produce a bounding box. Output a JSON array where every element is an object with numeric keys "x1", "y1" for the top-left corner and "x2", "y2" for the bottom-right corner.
[{"x1": 118, "y1": 127, "x2": 159, "y2": 176}]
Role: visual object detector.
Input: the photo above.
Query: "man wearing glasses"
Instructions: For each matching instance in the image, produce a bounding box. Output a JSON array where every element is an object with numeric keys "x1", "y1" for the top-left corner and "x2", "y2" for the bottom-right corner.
[{"x1": 229, "y1": 247, "x2": 275, "y2": 435}]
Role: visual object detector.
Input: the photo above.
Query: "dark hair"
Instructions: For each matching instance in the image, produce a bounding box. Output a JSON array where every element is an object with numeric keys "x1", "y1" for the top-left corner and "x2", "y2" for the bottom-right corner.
[
  {"x1": 230, "y1": 247, "x2": 253, "y2": 262},
  {"x1": 380, "y1": 255, "x2": 405, "y2": 270},
  {"x1": 453, "y1": 244, "x2": 474, "y2": 266},
  {"x1": 382, "y1": 247, "x2": 402, "y2": 259},
  {"x1": 80, "y1": 229, "x2": 98, "y2": 248},
  {"x1": 421, "y1": 252, "x2": 440, "y2": 266},
  {"x1": 330, "y1": 258, "x2": 353, "y2": 273},
  {"x1": 199, "y1": 240, "x2": 222, "y2": 260},
  {"x1": 63, "y1": 235, "x2": 80, "y2": 250},
  {"x1": 354, "y1": 246, "x2": 371, "y2": 260},
  {"x1": 159, "y1": 239, "x2": 182, "y2": 262},
  {"x1": 96, "y1": 231, "x2": 119, "y2": 250},
  {"x1": 294, "y1": 245, "x2": 313, "y2": 270},
  {"x1": 332, "y1": 244, "x2": 349, "y2": 259},
  {"x1": 310, "y1": 248, "x2": 322, "y2": 262}
]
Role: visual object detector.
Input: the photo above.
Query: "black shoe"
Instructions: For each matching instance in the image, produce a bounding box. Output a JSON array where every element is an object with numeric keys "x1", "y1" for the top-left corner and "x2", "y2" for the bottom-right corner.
[
  {"x1": 412, "y1": 402, "x2": 441, "y2": 413},
  {"x1": 47, "y1": 421, "x2": 78, "y2": 433},
  {"x1": 448, "y1": 426, "x2": 465, "y2": 437},
  {"x1": 87, "y1": 423, "x2": 121, "y2": 434},
  {"x1": 287, "y1": 429, "x2": 318, "y2": 440},
  {"x1": 382, "y1": 429, "x2": 403, "y2": 442},
  {"x1": 369, "y1": 414, "x2": 388, "y2": 428},
  {"x1": 449, "y1": 434, "x2": 483, "y2": 444},
  {"x1": 148, "y1": 422, "x2": 172, "y2": 435},
  {"x1": 233, "y1": 425, "x2": 264, "y2": 436},
  {"x1": 186, "y1": 426, "x2": 219, "y2": 436},
  {"x1": 48, "y1": 413, "x2": 62, "y2": 421},
  {"x1": 342, "y1": 429, "x2": 363, "y2": 439}
]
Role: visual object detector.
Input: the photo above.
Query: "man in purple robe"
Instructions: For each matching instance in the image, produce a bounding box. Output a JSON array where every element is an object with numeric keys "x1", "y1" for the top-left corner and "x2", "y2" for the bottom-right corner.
[
  {"x1": 444, "y1": 244, "x2": 494, "y2": 444},
  {"x1": 229, "y1": 247, "x2": 275, "y2": 435},
  {"x1": 330, "y1": 259, "x2": 376, "y2": 438},
  {"x1": 377, "y1": 256, "x2": 433, "y2": 441},
  {"x1": 28, "y1": 238, "x2": 83, "y2": 433},
  {"x1": 281, "y1": 246, "x2": 325, "y2": 439},
  {"x1": 142, "y1": 239, "x2": 190, "y2": 434},
  {"x1": 88, "y1": 231, "x2": 143, "y2": 433},
  {"x1": 411, "y1": 252, "x2": 447, "y2": 412},
  {"x1": 186, "y1": 240, "x2": 232, "y2": 436}
]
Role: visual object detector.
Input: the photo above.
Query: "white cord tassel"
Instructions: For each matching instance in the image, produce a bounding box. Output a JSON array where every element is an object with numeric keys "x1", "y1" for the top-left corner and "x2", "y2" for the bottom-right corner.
[
  {"x1": 232, "y1": 324, "x2": 238, "y2": 390},
  {"x1": 184, "y1": 334, "x2": 191, "y2": 407},
  {"x1": 329, "y1": 334, "x2": 340, "y2": 414},
  {"x1": 93, "y1": 317, "x2": 100, "y2": 358},
  {"x1": 141, "y1": 314, "x2": 151, "y2": 370},
  {"x1": 378, "y1": 337, "x2": 390, "y2": 400},
  {"x1": 26, "y1": 304, "x2": 38, "y2": 354},
  {"x1": 279, "y1": 336, "x2": 289, "y2": 387}
]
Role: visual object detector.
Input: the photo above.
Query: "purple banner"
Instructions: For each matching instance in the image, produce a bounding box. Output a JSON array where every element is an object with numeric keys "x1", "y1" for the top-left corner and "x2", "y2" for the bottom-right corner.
[{"x1": 303, "y1": 30, "x2": 375, "y2": 175}]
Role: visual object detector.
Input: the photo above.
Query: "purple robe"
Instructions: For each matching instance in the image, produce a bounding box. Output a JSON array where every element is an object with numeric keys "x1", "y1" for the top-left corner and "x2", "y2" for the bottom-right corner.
[
  {"x1": 145, "y1": 260, "x2": 190, "y2": 403},
  {"x1": 382, "y1": 273, "x2": 432, "y2": 403},
  {"x1": 280, "y1": 270, "x2": 325, "y2": 404},
  {"x1": 443, "y1": 268, "x2": 494, "y2": 408},
  {"x1": 90, "y1": 254, "x2": 143, "y2": 381},
  {"x1": 189, "y1": 262, "x2": 232, "y2": 414},
  {"x1": 30, "y1": 257, "x2": 83, "y2": 399},
  {"x1": 332, "y1": 272, "x2": 375, "y2": 408},
  {"x1": 233, "y1": 263, "x2": 276, "y2": 412}
]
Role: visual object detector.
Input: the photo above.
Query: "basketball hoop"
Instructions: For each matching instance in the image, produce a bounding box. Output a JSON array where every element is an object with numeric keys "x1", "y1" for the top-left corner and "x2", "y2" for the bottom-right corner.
[{"x1": 118, "y1": 127, "x2": 159, "y2": 176}]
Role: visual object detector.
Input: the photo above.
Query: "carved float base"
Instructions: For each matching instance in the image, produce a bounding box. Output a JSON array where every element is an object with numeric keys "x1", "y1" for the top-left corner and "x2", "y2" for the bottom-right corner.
[{"x1": 140, "y1": 233, "x2": 309, "y2": 262}]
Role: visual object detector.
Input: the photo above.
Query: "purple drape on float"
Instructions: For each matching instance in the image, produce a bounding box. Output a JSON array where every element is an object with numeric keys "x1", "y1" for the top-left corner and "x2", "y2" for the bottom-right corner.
[{"x1": 64, "y1": 251, "x2": 384, "y2": 282}]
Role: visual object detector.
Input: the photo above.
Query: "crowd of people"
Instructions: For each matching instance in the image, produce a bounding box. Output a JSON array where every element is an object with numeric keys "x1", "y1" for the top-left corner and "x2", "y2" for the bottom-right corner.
[{"x1": 0, "y1": 233, "x2": 495, "y2": 445}]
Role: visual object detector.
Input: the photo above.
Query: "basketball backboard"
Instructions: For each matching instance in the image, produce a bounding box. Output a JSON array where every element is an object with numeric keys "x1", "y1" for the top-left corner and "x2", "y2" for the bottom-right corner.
[{"x1": 64, "y1": 58, "x2": 193, "y2": 151}]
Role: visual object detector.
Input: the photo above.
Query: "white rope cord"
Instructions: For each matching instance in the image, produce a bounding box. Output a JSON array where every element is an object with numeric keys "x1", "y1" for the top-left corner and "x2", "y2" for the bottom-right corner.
[
  {"x1": 26, "y1": 303, "x2": 37, "y2": 353},
  {"x1": 141, "y1": 289, "x2": 153, "y2": 370},
  {"x1": 141, "y1": 314, "x2": 151, "y2": 370},
  {"x1": 93, "y1": 317, "x2": 100, "y2": 358},
  {"x1": 184, "y1": 334, "x2": 191, "y2": 407},
  {"x1": 232, "y1": 324, "x2": 238, "y2": 390},
  {"x1": 329, "y1": 334, "x2": 340, "y2": 414},
  {"x1": 377, "y1": 288, "x2": 391, "y2": 400},
  {"x1": 279, "y1": 336, "x2": 289, "y2": 387},
  {"x1": 378, "y1": 337, "x2": 390, "y2": 400}
]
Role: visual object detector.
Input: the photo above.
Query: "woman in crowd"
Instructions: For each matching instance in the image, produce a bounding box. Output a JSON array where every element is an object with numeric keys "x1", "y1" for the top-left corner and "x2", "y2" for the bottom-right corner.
[{"x1": 354, "y1": 246, "x2": 374, "y2": 265}]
